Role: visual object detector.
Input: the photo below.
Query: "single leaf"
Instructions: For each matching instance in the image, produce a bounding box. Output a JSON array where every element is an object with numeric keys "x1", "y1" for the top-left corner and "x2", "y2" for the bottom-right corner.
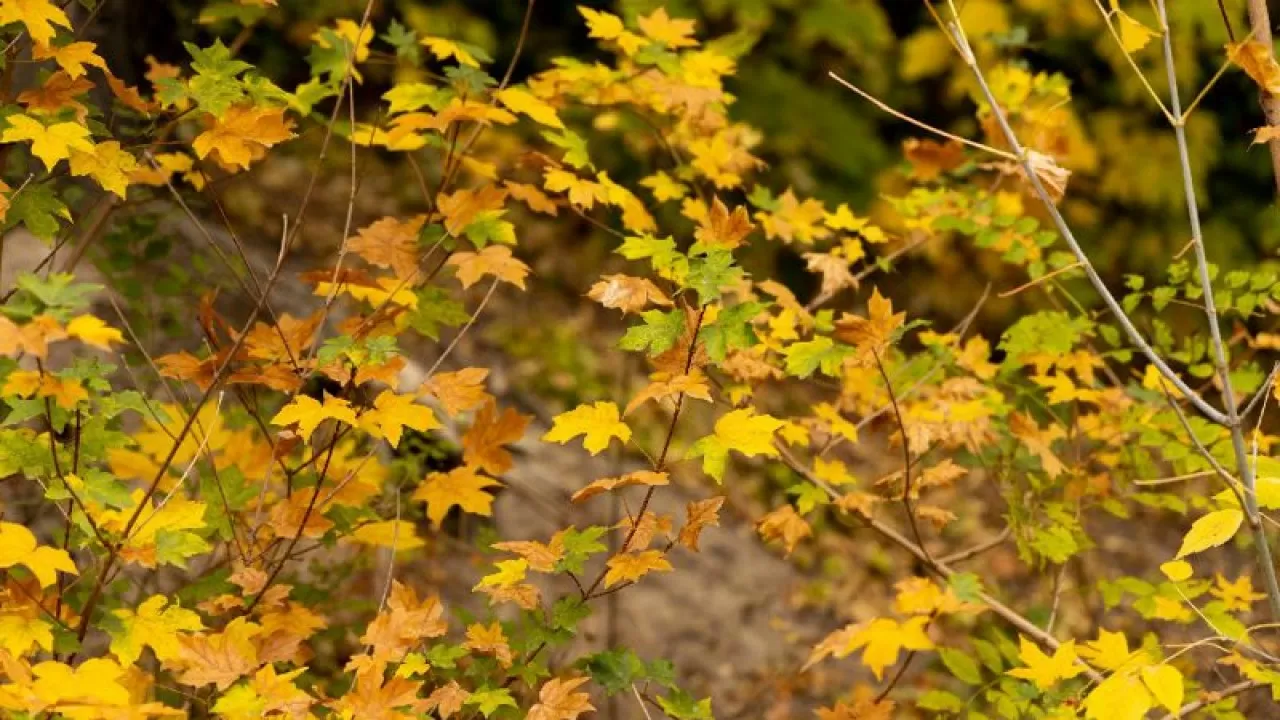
[
  {"x1": 1176, "y1": 508, "x2": 1243, "y2": 559},
  {"x1": 543, "y1": 401, "x2": 631, "y2": 455}
]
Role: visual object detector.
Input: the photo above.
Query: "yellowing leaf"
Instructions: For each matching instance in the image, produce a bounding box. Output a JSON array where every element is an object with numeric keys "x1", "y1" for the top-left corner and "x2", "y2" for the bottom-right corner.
[
  {"x1": 1114, "y1": 10, "x2": 1158, "y2": 53},
  {"x1": 1140, "y1": 664, "x2": 1183, "y2": 714},
  {"x1": 572, "y1": 470, "x2": 669, "y2": 503},
  {"x1": 421, "y1": 36, "x2": 480, "y2": 67},
  {"x1": 0, "y1": 615, "x2": 53, "y2": 656},
  {"x1": 0, "y1": 521, "x2": 77, "y2": 587},
  {"x1": 1007, "y1": 637, "x2": 1086, "y2": 689},
  {"x1": 192, "y1": 104, "x2": 294, "y2": 170},
  {"x1": 1079, "y1": 629, "x2": 1142, "y2": 672},
  {"x1": 474, "y1": 558, "x2": 528, "y2": 590},
  {"x1": 1228, "y1": 40, "x2": 1280, "y2": 95},
  {"x1": 413, "y1": 465, "x2": 502, "y2": 525},
  {"x1": 109, "y1": 595, "x2": 203, "y2": 665},
  {"x1": 588, "y1": 274, "x2": 672, "y2": 315},
  {"x1": 578, "y1": 6, "x2": 625, "y2": 41},
  {"x1": 0, "y1": 0, "x2": 71, "y2": 45},
  {"x1": 689, "y1": 408, "x2": 785, "y2": 482},
  {"x1": 1212, "y1": 573, "x2": 1267, "y2": 612},
  {"x1": 270, "y1": 394, "x2": 358, "y2": 440},
  {"x1": 69, "y1": 140, "x2": 138, "y2": 198},
  {"x1": 359, "y1": 390, "x2": 440, "y2": 447},
  {"x1": 1084, "y1": 669, "x2": 1152, "y2": 720},
  {"x1": 1159, "y1": 559, "x2": 1192, "y2": 582},
  {"x1": 447, "y1": 245, "x2": 530, "y2": 290},
  {"x1": 604, "y1": 550, "x2": 672, "y2": 587},
  {"x1": 636, "y1": 7, "x2": 697, "y2": 49},
  {"x1": 846, "y1": 617, "x2": 934, "y2": 680},
  {"x1": 528, "y1": 676, "x2": 595, "y2": 720},
  {"x1": 1, "y1": 113, "x2": 92, "y2": 170},
  {"x1": 420, "y1": 367, "x2": 491, "y2": 416},
  {"x1": 33, "y1": 40, "x2": 106, "y2": 78},
  {"x1": 543, "y1": 401, "x2": 631, "y2": 455},
  {"x1": 1176, "y1": 508, "x2": 1243, "y2": 559},
  {"x1": 495, "y1": 87, "x2": 563, "y2": 129},
  {"x1": 757, "y1": 504, "x2": 811, "y2": 554},
  {"x1": 348, "y1": 519, "x2": 425, "y2": 551},
  {"x1": 66, "y1": 314, "x2": 124, "y2": 349}
]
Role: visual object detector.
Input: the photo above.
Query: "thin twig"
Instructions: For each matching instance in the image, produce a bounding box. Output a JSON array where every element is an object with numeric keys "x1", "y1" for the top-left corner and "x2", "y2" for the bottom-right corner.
[{"x1": 944, "y1": 18, "x2": 1229, "y2": 427}]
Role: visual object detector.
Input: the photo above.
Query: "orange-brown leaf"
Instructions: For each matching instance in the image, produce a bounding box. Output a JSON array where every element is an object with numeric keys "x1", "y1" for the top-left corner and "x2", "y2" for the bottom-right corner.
[
  {"x1": 346, "y1": 215, "x2": 427, "y2": 281},
  {"x1": 461, "y1": 401, "x2": 530, "y2": 475},
  {"x1": 678, "y1": 496, "x2": 724, "y2": 551}
]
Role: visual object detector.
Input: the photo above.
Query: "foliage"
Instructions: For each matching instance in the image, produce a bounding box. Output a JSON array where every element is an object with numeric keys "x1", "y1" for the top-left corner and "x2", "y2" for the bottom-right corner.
[{"x1": 4, "y1": 0, "x2": 1280, "y2": 718}]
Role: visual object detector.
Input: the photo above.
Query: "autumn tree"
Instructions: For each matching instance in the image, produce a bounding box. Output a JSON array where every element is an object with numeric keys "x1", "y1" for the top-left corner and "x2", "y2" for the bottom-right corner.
[{"x1": 5, "y1": 0, "x2": 1280, "y2": 718}]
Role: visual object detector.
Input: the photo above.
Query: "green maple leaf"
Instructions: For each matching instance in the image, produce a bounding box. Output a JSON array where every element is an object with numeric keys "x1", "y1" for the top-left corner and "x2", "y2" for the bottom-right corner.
[
  {"x1": 685, "y1": 249, "x2": 741, "y2": 305},
  {"x1": 406, "y1": 287, "x2": 469, "y2": 339},
  {"x1": 465, "y1": 688, "x2": 517, "y2": 717},
  {"x1": 783, "y1": 336, "x2": 851, "y2": 378},
  {"x1": 382, "y1": 19, "x2": 421, "y2": 64},
  {"x1": 544, "y1": 128, "x2": 592, "y2": 169},
  {"x1": 185, "y1": 40, "x2": 250, "y2": 115},
  {"x1": 555, "y1": 526, "x2": 607, "y2": 574},
  {"x1": 701, "y1": 301, "x2": 762, "y2": 363},
  {"x1": 5, "y1": 184, "x2": 68, "y2": 242},
  {"x1": 657, "y1": 690, "x2": 713, "y2": 720},
  {"x1": 619, "y1": 309, "x2": 686, "y2": 356}
]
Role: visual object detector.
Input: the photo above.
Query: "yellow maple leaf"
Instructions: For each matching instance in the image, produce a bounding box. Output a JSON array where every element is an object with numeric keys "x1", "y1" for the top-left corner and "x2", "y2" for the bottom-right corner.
[
  {"x1": 33, "y1": 40, "x2": 106, "y2": 78},
  {"x1": 348, "y1": 519, "x2": 425, "y2": 551},
  {"x1": 689, "y1": 407, "x2": 785, "y2": 482},
  {"x1": 543, "y1": 401, "x2": 632, "y2": 455},
  {"x1": 0, "y1": 0, "x2": 71, "y2": 46},
  {"x1": 578, "y1": 6, "x2": 624, "y2": 40},
  {"x1": 447, "y1": 245, "x2": 530, "y2": 290},
  {"x1": 270, "y1": 393, "x2": 358, "y2": 440},
  {"x1": 66, "y1": 313, "x2": 125, "y2": 349},
  {"x1": 28, "y1": 657, "x2": 131, "y2": 707},
  {"x1": 359, "y1": 390, "x2": 440, "y2": 448},
  {"x1": 109, "y1": 595, "x2": 203, "y2": 665},
  {"x1": 171, "y1": 616, "x2": 261, "y2": 690},
  {"x1": 1, "y1": 112, "x2": 92, "y2": 170},
  {"x1": 69, "y1": 140, "x2": 138, "y2": 198},
  {"x1": 844, "y1": 617, "x2": 934, "y2": 680},
  {"x1": 474, "y1": 558, "x2": 528, "y2": 590},
  {"x1": 0, "y1": 521, "x2": 77, "y2": 587},
  {"x1": 421, "y1": 36, "x2": 480, "y2": 67},
  {"x1": 1114, "y1": 10, "x2": 1158, "y2": 53},
  {"x1": 495, "y1": 87, "x2": 563, "y2": 129},
  {"x1": 1007, "y1": 636, "x2": 1086, "y2": 689},
  {"x1": 0, "y1": 615, "x2": 53, "y2": 656},
  {"x1": 604, "y1": 549, "x2": 673, "y2": 587},
  {"x1": 1140, "y1": 664, "x2": 1183, "y2": 714},
  {"x1": 413, "y1": 465, "x2": 502, "y2": 525},
  {"x1": 1078, "y1": 629, "x2": 1143, "y2": 672},
  {"x1": 192, "y1": 104, "x2": 294, "y2": 170},
  {"x1": 313, "y1": 18, "x2": 372, "y2": 63},
  {"x1": 636, "y1": 7, "x2": 698, "y2": 49},
  {"x1": 544, "y1": 167, "x2": 605, "y2": 209},
  {"x1": 1083, "y1": 667, "x2": 1153, "y2": 719},
  {"x1": 1212, "y1": 573, "x2": 1266, "y2": 612}
]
